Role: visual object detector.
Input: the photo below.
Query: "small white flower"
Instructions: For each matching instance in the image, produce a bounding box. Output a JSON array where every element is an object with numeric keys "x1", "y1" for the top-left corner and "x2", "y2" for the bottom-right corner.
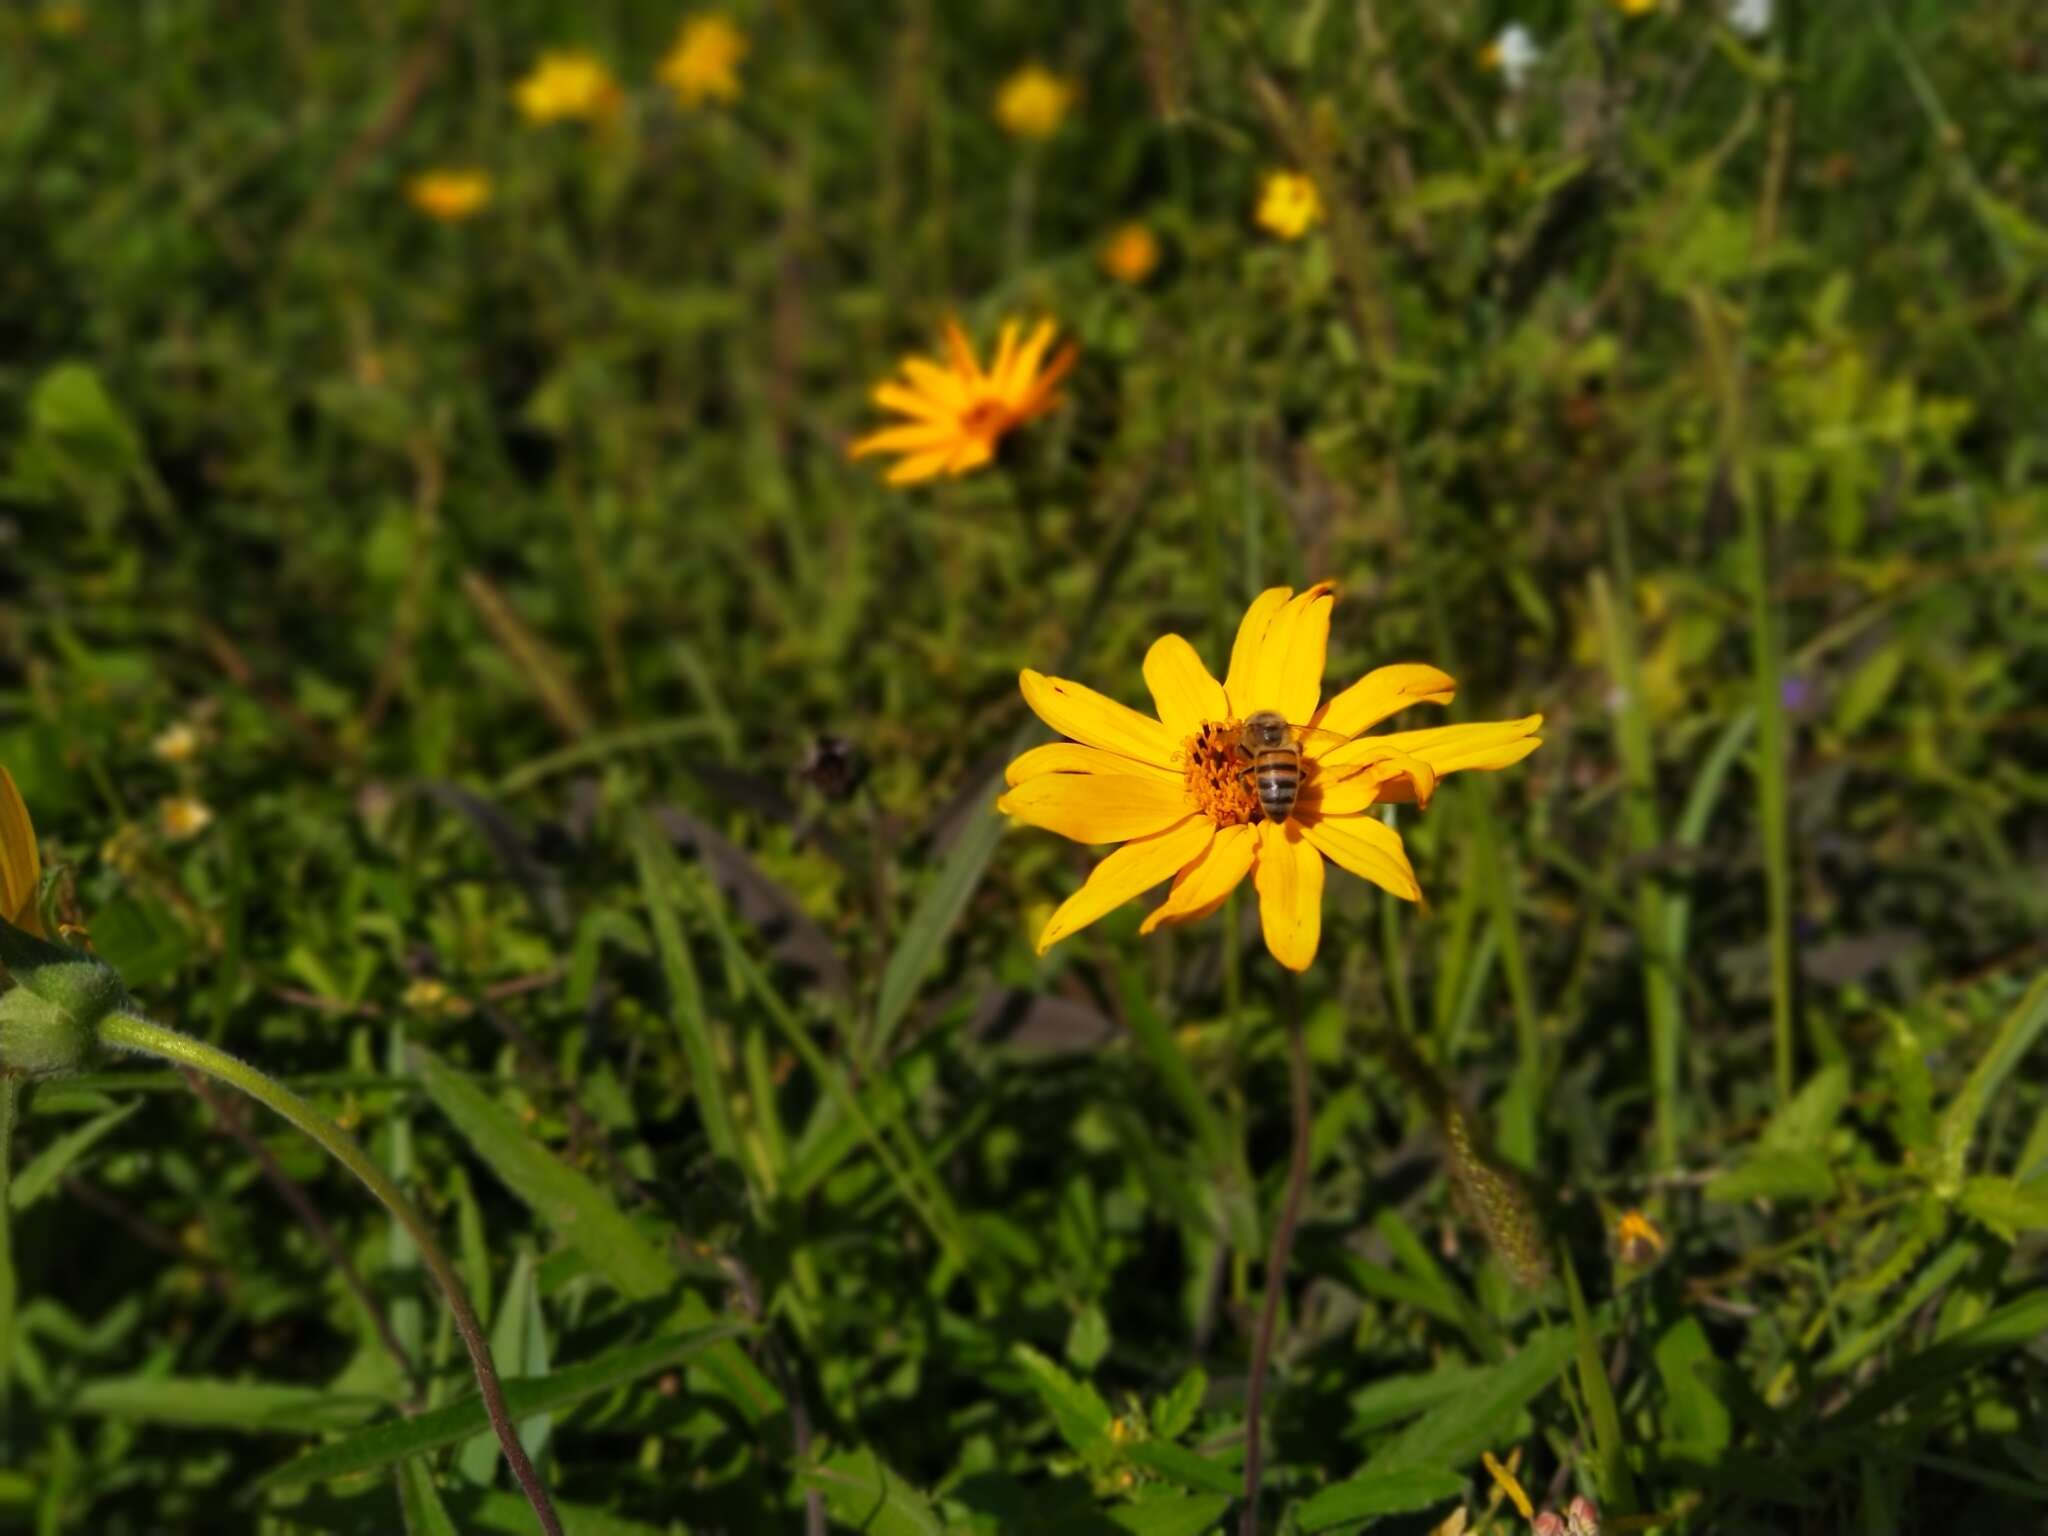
[
  {"x1": 1493, "y1": 23, "x2": 1541, "y2": 90},
  {"x1": 1727, "y1": 0, "x2": 1772, "y2": 37}
]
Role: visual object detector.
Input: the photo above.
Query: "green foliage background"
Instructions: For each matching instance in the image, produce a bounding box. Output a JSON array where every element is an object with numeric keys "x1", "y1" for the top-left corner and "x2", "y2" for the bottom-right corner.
[{"x1": 3, "y1": 1, "x2": 2047, "y2": 1532}]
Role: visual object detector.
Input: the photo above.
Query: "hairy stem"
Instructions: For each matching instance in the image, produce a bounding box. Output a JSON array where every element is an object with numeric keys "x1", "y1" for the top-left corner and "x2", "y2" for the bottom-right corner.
[
  {"x1": 1239, "y1": 999, "x2": 1312, "y2": 1536},
  {"x1": 97, "y1": 1011, "x2": 563, "y2": 1536}
]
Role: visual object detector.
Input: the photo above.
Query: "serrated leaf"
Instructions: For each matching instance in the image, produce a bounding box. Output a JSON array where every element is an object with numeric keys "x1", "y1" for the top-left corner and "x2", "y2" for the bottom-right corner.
[
  {"x1": 1012, "y1": 1343, "x2": 1113, "y2": 1455},
  {"x1": 796, "y1": 1444, "x2": 943, "y2": 1536},
  {"x1": 411, "y1": 1045, "x2": 675, "y2": 1300},
  {"x1": 1295, "y1": 1466, "x2": 1467, "y2": 1531},
  {"x1": 1956, "y1": 1175, "x2": 2048, "y2": 1243},
  {"x1": 253, "y1": 1325, "x2": 742, "y2": 1491},
  {"x1": 1832, "y1": 1289, "x2": 2048, "y2": 1431},
  {"x1": 1762, "y1": 1063, "x2": 1851, "y2": 1153},
  {"x1": 1372, "y1": 1326, "x2": 1573, "y2": 1474},
  {"x1": 1934, "y1": 975, "x2": 2048, "y2": 1196},
  {"x1": 1151, "y1": 1368, "x2": 1206, "y2": 1441},
  {"x1": 70, "y1": 1376, "x2": 383, "y2": 1434}
]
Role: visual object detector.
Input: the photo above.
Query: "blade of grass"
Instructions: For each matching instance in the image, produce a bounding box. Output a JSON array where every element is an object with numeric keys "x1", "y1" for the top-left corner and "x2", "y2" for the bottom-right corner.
[{"x1": 1562, "y1": 1247, "x2": 1636, "y2": 1514}]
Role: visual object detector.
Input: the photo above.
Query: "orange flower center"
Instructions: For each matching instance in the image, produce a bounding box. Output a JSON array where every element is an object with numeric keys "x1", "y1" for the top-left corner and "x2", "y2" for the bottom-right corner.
[
  {"x1": 958, "y1": 397, "x2": 1009, "y2": 441},
  {"x1": 1181, "y1": 719, "x2": 1261, "y2": 827}
]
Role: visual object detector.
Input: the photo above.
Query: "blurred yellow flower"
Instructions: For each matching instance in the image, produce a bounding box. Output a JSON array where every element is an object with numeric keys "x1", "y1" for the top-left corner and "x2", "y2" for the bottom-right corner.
[
  {"x1": 999, "y1": 583, "x2": 1543, "y2": 971},
  {"x1": 1255, "y1": 171, "x2": 1323, "y2": 240},
  {"x1": 402, "y1": 977, "x2": 473, "y2": 1019},
  {"x1": 1613, "y1": 1207, "x2": 1667, "y2": 1264},
  {"x1": 1482, "y1": 1450, "x2": 1536, "y2": 1521},
  {"x1": 38, "y1": 3, "x2": 87, "y2": 35},
  {"x1": 850, "y1": 317, "x2": 1078, "y2": 485},
  {"x1": 0, "y1": 766, "x2": 46, "y2": 937},
  {"x1": 1098, "y1": 222, "x2": 1161, "y2": 285},
  {"x1": 995, "y1": 63, "x2": 1074, "y2": 140},
  {"x1": 1612, "y1": 0, "x2": 1658, "y2": 13},
  {"x1": 660, "y1": 13, "x2": 747, "y2": 107},
  {"x1": 406, "y1": 169, "x2": 492, "y2": 221},
  {"x1": 515, "y1": 50, "x2": 624, "y2": 125},
  {"x1": 152, "y1": 722, "x2": 200, "y2": 762},
  {"x1": 160, "y1": 796, "x2": 214, "y2": 841}
]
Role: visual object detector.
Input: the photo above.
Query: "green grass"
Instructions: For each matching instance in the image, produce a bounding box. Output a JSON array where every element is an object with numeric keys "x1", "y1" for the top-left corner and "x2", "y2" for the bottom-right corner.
[{"x1": 4, "y1": 1, "x2": 2048, "y2": 1532}]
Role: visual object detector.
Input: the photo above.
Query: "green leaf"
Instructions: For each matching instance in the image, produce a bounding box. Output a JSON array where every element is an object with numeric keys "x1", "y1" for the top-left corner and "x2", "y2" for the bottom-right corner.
[
  {"x1": 1346, "y1": 1367, "x2": 1490, "y2": 1435},
  {"x1": 1833, "y1": 644, "x2": 1906, "y2": 736},
  {"x1": 1011, "y1": 1343, "x2": 1113, "y2": 1455},
  {"x1": 796, "y1": 1444, "x2": 943, "y2": 1536},
  {"x1": 70, "y1": 1376, "x2": 384, "y2": 1434},
  {"x1": 1372, "y1": 1326, "x2": 1572, "y2": 1473},
  {"x1": 253, "y1": 1325, "x2": 743, "y2": 1491},
  {"x1": 396, "y1": 1459, "x2": 461, "y2": 1536},
  {"x1": 1294, "y1": 1466, "x2": 1466, "y2": 1531},
  {"x1": 870, "y1": 792, "x2": 1004, "y2": 1062},
  {"x1": 1127, "y1": 1439, "x2": 1238, "y2": 1496},
  {"x1": 1653, "y1": 1315, "x2": 1731, "y2": 1454},
  {"x1": 10, "y1": 1100, "x2": 140, "y2": 1209},
  {"x1": 459, "y1": 1247, "x2": 550, "y2": 1484},
  {"x1": 1832, "y1": 1289, "x2": 2048, "y2": 1431},
  {"x1": 411, "y1": 1045, "x2": 674, "y2": 1300},
  {"x1": 1108, "y1": 1491, "x2": 1234, "y2": 1535},
  {"x1": 1955, "y1": 1175, "x2": 2048, "y2": 1243},
  {"x1": 1934, "y1": 974, "x2": 2048, "y2": 1196},
  {"x1": 1151, "y1": 1367, "x2": 1207, "y2": 1441},
  {"x1": 457, "y1": 1489, "x2": 669, "y2": 1535},
  {"x1": 1565, "y1": 1250, "x2": 1635, "y2": 1513},
  {"x1": 1762, "y1": 1062, "x2": 1852, "y2": 1153},
  {"x1": 1704, "y1": 1149, "x2": 1836, "y2": 1204}
]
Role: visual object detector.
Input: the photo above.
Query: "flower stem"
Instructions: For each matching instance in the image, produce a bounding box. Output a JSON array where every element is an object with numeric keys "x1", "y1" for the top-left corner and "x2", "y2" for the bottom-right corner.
[
  {"x1": 95, "y1": 1011, "x2": 563, "y2": 1536},
  {"x1": 1238, "y1": 991, "x2": 1312, "y2": 1536}
]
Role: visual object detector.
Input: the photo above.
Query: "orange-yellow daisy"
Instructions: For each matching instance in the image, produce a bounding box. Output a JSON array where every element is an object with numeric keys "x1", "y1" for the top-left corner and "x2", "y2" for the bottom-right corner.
[
  {"x1": 1, "y1": 765, "x2": 46, "y2": 937},
  {"x1": 999, "y1": 583, "x2": 1543, "y2": 971},
  {"x1": 1099, "y1": 221, "x2": 1161, "y2": 285},
  {"x1": 994, "y1": 63, "x2": 1075, "y2": 140},
  {"x1": 515, "y1": 50, "x2": 623, "y2": 126},
  {"x1": 660, "y1": 13, "x2": 747, "y2": 108},
  {"x1": 406, "y1": 169, "x2": 492, "y2": 222},
  {"x1": 850, "y1": 317, "x2": 1078, "y2": 485}
]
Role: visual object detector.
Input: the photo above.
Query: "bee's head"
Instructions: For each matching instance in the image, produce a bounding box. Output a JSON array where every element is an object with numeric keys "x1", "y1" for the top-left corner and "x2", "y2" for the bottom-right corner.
[{"x1": 1241, "y1": 710, "x2": 1289, "y2": 750}]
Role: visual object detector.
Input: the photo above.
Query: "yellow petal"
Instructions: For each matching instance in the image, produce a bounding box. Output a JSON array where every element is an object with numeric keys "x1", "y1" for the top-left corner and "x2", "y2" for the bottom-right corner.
[
  {"x1": 1140, "y1": 822, "x2": 1257, "y2": 934},
  {"x1": 1223, "y1": 586, "x2": 1292, "y2": 714},
  {"x1": 996, "y1": 774, "x2": 1193, "y2": 844},
  {"x1": 1374, "y1": 716, "x2": 1544, "y2": 776},
  {"x1": 942, "y1": 318, "x2": 984, "y2": 387},
  {"x1": 988, "y1": 319, "x2": 1023, "y2": 397},
  {"x1": 1313, "y1": 663, "x2": 1458, "y2": 739},
  {"x1": 1142, "y1": 633, "x2": 1228, "y2": 738},
  {"x1": 1299, "y1": 746, "x2": 1436, "y2": 815},
  {"x1": 871, "y1": 380, "x2": 952, "y2": 421},
  {"x1": 1005, "y1": 742, "x2": 1179, "y2": 786},
  {"x1": 849, "y1": 423, "x2": 957, "y2": 457},
  {"x1": 1019, "y1": 669, "x2": 1180, "y2": 770},
  {"x1": 1013, "y1": 339, "x2": 1078, "y2": 420},
  {"x1": 1245, "y1": 581, "x2": 1336, "y2": 724},
  {"x1": 1252, "y1": 819, "x2": 1324, "y2": 971},
  {"x1": 1004, "y1": 318, "x2": 1055, "y2": 399},
  {"x1": 1035, "y1": 817, "x2": 1213, "y2": 953},
  {"x1": 0, "y1": 765, "x2": 44, "y2": 938},
  {"x1": 902, "y1": 356, "x2": 969, "y2": 407},
  {"x1": 1302, "y1": 814, "x2": 1420, "y2": 902},
  {"x1": 886, "y1": 448, "x2": 955, "y2": 484}
]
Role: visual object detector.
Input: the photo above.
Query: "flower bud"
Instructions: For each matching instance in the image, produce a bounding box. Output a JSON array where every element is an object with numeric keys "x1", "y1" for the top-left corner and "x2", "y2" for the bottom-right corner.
[{"x1": 0, "y1": 987, "x2": 96, "y2": 1078}]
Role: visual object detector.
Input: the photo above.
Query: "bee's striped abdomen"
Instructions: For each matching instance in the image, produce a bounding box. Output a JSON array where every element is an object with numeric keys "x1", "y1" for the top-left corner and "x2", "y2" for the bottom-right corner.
[{"x1": 1249, "y1": 748, "x2": 1302, "y2": 824}]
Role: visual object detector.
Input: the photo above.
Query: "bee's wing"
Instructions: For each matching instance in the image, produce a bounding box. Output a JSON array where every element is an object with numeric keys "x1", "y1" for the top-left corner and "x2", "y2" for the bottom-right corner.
[{"x1": 1293, "y1": 724, "x2": 1392, "y2": 786}]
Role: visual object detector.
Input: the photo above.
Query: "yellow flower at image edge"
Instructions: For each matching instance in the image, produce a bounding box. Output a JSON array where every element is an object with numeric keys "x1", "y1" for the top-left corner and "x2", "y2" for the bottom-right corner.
[
  {"x1": 0, "y1": 766, "x2": 45, "y2": 937},
  {"x1": 1099, "y1": 222, "x2": 1161, "y2": 285},
  {"x1": 1255, "y1": 171, "x2": 1324, "y2": 240},
  {"x1": 850, "y1": 317, "x2": 1077, "y2": 485},
  {"x1": 161, "y1": 796, "x2": 214, "y2": 841},
  {"x1": 998, "y1": 583, "x2": 1543, "y2": 971},
  {"x1": 406, "y1": 170, "x2": 492, "y2": 222},
  {"x1": 515, "y1": 50, "x2": 623, "y2": 125},
  {"x1": 660, "y1": 13, "x2": 747, "y2": 107},
  {"x1": 996, "y1": 63, "x2": 1074, "y2": 140}
]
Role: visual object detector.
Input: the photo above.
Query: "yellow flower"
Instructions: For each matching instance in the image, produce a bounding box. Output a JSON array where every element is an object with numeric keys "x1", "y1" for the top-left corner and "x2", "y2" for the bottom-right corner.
[
  {"x1": 1612, "y1": 0, "x2": 1657, "y2": 12},
  {"x1": 995, "y1": 64, "x2": 1075, "y2": 140},
  {"x1": 659, "y1": 13, "x2": 747, "y2": 107},
  {"x1": 515, "y1": 50, "x2": 623, "y2": 125},
  {"x1": 160, "y1": 796, "x2": 214, "y2": 841},
  {"x1": 849, "y1": 317, "x2": 1078, "y2": 485},
  {"x1": 406, "y1": 169, "x2": 492, "y2": 222},
  {"x1": 0, "y1": 766, "x2": 46, "y2": 937},
  {"x1": 1482, "y1": 1450, "x2": 1536, "y2": 1521},
  {"x1": 1099, "y1": 222, "x2": 1161, "y2": 285},
  {"x1": 402, "y1": 977, "x2": 473, "y2": 1019},
  {"x1": 1612, "y1": 1207, "x2": 1666, "y2": 1264},
  {"x1": 1255, "y1": 171, "x2": 1324, "y2": 241},
  {"x1": 998, "y1": 584, "x2": 1542, "y2": 971},
  {"x1": 151, "y1": 722, "x2": 200, "y2": 762}
]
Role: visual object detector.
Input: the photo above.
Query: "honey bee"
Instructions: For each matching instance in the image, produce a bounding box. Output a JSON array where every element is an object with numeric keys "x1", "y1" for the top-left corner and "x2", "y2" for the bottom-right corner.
[{"x1": 1237, "y1": 709, "x2": 1359, "y2": 824}]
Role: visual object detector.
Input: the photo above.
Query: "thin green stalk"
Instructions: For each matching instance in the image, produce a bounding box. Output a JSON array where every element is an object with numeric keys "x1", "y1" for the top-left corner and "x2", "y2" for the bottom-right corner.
[
  {"x1": 1472, "y1": 785, "x2": 1542, "y2": 1169},
  {"x1": 95, "y1": 1011, "x2": 564, "y2": 1536}
]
